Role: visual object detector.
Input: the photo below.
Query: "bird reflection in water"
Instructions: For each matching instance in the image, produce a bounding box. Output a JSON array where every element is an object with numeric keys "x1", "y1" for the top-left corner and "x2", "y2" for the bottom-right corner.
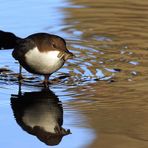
[{"x1": 10, "y1": 88, "x2": 71, "y2": 146}]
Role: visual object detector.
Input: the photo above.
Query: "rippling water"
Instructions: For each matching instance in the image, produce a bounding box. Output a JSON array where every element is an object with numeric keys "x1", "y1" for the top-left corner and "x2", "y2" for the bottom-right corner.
[
  {"x1": 0, "y1": 0, "x2": 148, "y2": 148},
  {"x1": 64, "y1": 0, "x2": 148, "y2": 147}
]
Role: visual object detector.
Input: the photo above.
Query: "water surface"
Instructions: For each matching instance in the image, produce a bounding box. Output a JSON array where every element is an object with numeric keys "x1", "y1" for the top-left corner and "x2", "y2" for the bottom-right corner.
[
  {"x1": 64, "y1": 0, "x2": 148, "y2": 148},
  {"x1": 0, "y1": 0, "x2": 95, "y2": 148},
  {"x1": 0, "y1": 0, "x2": 148, "y2": 148}
]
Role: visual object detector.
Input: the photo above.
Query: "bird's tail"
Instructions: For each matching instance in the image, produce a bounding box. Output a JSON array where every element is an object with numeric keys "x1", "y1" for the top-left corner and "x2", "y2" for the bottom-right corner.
[{"x1": 0, "y1": 30, "x2": 20, "y2": 49}]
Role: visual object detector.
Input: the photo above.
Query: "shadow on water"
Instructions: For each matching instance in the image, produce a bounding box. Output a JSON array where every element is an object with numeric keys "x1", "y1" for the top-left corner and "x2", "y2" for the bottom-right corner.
[{"x1": 11, "y1": 88, "x2": 71, "y2": 146}]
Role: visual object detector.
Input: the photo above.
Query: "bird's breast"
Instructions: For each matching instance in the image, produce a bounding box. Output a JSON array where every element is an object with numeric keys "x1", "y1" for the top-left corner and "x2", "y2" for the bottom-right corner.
[{"x1": 24, "y1": 47, "x2": 64, "y2": 74}]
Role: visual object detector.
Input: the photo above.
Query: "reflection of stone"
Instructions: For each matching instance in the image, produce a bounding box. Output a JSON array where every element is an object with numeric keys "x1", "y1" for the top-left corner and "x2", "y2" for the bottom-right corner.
[{"x1": 11, "y1": 89, "x2": 71, "y2": 146}]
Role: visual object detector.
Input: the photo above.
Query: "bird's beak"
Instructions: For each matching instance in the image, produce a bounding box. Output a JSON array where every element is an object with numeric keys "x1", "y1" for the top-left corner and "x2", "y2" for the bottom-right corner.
[{"x1": 64, "y1": 52, "x2": 75, "y2": 60}]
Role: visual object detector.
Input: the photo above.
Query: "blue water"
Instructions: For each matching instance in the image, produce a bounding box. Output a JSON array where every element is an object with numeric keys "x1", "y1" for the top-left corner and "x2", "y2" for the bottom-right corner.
[{"x1": 0, "y1": 0, "x2": 95, "y2": 148}]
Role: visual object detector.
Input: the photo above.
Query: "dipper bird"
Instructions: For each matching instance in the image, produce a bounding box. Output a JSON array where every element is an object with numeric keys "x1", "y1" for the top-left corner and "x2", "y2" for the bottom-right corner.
[{"x1": 0, "y1": 30, "x2": 74, "y2": 87}]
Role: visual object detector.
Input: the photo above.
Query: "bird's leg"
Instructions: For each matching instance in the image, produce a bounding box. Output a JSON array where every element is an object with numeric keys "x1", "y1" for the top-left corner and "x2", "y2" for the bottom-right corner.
[
  {"x1": 18, "y1": 80, "x2": 22, "y2": 96},
  {"x1": 18, "y1": 65, "x2": 23, "y2": 80},
  {"x1": 43, "y1": 74, "x2": 50, "y2": 87}
]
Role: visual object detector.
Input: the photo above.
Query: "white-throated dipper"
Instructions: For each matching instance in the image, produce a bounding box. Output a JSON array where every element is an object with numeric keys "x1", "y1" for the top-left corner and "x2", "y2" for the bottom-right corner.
[{"x1": 0, "y1": 30, "x2": 74, "y2": 87}]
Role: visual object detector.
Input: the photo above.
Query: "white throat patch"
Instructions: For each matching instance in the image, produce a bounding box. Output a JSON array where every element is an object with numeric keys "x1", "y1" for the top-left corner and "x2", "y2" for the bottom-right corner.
[{"x1": 25, "y1": 47, "x2": 64, "y2": 74}]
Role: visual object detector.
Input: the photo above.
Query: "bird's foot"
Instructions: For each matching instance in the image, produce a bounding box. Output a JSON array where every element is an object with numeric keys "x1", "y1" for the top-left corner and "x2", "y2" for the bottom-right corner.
[
  {"x1": 17, "y1": 74, "x2": 24, "y2": 81},
  {"x1": 43, "y1": 75, "x2": 50, "y2": 88},
  {"x1": 43, "y1": 80, "x2": 51, "y2": 88}
]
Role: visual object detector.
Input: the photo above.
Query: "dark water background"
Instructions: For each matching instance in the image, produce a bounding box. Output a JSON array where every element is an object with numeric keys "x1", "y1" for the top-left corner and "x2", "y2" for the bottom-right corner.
[{"x1": 0, "y1": 0, "x2": 148, "y2": 148}]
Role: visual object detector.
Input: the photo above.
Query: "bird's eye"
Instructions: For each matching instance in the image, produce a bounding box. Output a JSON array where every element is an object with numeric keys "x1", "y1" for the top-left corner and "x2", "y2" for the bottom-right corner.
[{"x1": 52, "y1": 43, "x2": 56, "y2": 48}]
